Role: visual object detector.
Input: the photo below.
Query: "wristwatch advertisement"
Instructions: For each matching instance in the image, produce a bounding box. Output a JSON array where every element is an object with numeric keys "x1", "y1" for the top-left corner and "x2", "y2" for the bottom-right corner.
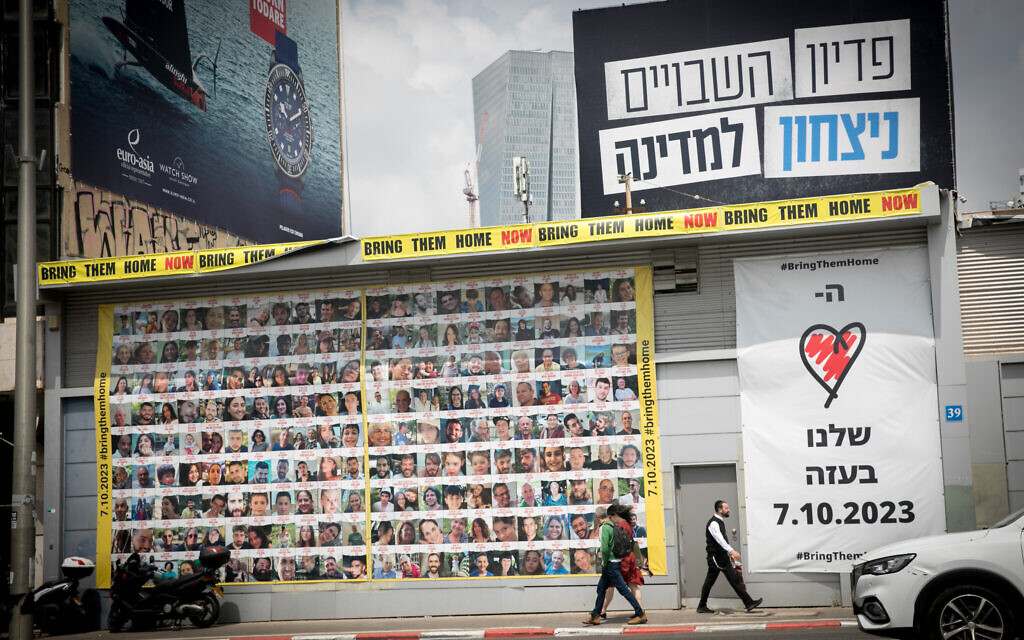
[
  {"x1": 265, "y1": 30, "x2": 313, "y2": 217},
  {"x1": 71, "y1": 0, "x2": 341, "y2": 245}
]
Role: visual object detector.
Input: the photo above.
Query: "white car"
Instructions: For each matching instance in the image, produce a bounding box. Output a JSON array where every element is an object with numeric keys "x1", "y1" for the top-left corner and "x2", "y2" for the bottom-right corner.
[{"x1": 852, "y1": 507, "x2": 1024, "y2": 639}]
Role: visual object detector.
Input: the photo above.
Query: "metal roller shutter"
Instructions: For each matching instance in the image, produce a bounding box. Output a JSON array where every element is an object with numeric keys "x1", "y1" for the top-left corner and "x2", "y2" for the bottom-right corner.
[
  {"x1": 957, "y1": 225, "x2": 1024, "y2": 355},
  {"x1": 653, "y1": 228, "x2": 928, "y2": 353},
  {"x1": 425, "y1": 250, "x2": 653, "y2": 281}
]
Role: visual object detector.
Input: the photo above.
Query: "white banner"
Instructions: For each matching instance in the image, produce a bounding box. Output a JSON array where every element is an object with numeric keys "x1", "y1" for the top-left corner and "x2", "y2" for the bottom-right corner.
[
  {"x1": 794, "y1": 20, "x2": 912, "y2": 99},
  {"x1": 735, "y1": 247, "x2": 945, "y2": 572},
  {"x1": 598, "y1": 108, "x2": 761, "y2": 195},
  {"x1": 603, "y1": 38, "x2": 793, "y2": 120}
]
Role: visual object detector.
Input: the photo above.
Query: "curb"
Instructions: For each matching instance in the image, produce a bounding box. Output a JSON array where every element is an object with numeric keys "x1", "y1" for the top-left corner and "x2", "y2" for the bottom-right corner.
[{"x1": 287, "y1": 621, "x2": 857, "y2": 640}]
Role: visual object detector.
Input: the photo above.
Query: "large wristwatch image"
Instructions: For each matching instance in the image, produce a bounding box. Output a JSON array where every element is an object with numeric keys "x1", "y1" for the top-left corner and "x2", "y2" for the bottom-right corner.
[{"x1": 264, "y1": 30, "x2": 313, "y2": 216}]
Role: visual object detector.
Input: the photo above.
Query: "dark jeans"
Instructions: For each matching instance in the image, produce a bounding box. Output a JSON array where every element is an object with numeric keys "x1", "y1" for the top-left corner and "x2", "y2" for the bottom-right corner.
[
  {"x1": 591, "y1": 560, "x2": 643, "y2": 617},
  {"x1": 698, "y1": 558, "x2": 753, "y2": 607}
]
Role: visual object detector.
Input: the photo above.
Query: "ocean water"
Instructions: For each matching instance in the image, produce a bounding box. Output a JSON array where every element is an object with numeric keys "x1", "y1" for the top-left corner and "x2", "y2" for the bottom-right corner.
[{"x1": 69, "y1": 0, "x2": 344, "y2": 243}]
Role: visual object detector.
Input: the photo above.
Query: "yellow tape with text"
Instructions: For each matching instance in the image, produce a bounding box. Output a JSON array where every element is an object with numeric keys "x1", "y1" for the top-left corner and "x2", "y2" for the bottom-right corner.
[
  {"x1": 38, "y1": 241, "x2": 321, "y2": 285},
  {"x1": 362, "y1": 187, "x2": 923, "y2": 260}
]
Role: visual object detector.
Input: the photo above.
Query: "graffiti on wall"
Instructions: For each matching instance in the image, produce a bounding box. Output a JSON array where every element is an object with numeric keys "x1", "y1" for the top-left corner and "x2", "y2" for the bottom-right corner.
[{"x1": 61, "y1": 181, "x2": 252, "y2": 259}]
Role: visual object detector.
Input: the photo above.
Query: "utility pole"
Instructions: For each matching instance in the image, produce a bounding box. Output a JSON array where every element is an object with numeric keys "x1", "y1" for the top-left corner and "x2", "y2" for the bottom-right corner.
[
  {"x1": 618, "y1": 173, "x2": 632, "y2": 212},
  {"x1": 513, "y1": 156, "x2": 532, "y2": 223},
  {"x1": 613, "y1": 173, "x2": 646, "y2": 215},
  {"x1": 9, "y1": 0, "x2": 40, "y2": 637}
]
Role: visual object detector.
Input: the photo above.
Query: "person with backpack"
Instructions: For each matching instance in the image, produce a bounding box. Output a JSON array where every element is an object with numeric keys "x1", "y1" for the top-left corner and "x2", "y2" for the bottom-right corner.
[
  {"x1": 600, "y1": 504, "x2": 645, "y2": 619},
  {"x1": 582, "y1": 506, "x2": 647, "y2": 625}
]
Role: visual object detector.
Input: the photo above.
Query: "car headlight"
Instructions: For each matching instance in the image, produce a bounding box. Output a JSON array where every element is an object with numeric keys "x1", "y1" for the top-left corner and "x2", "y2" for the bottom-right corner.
[{"x1": 860, "y1": 553, "x2": 916, "y2": 575}]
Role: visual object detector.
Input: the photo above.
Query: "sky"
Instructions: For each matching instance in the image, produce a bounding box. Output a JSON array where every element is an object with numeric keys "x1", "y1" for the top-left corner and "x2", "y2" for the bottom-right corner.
[{"x1": 339, "y1": 0, "x2": 1024, "y2": 238}]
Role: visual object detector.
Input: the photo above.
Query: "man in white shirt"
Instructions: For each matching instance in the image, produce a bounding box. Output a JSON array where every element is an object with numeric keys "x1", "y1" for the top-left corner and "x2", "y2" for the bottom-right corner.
[
  {"x1": 372, "y1": 487, "x2": 396, "y2": 513},
  {"x1": 618, "y1": 479, "x2": 645, "y2": 507},
  {"x1": 697, "y1": 500, "x2": 762, "y2": 613}
]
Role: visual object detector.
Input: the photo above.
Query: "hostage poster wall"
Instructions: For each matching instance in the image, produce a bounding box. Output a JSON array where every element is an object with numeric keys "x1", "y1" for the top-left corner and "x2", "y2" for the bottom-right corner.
[
  {"x1": 94, "y1": 268, "x2": 665, "y2": 587},
  {"x1": 735, "y1": 247, "x2": 945, "y2": 572},
  {"x1": 68, "y1": 0, "x2": 343, "y2": 243}
]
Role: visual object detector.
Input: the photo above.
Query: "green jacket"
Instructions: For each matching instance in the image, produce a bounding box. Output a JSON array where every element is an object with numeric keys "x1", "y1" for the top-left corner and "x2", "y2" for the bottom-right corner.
[{"x1": 599, "y1": 521, "x2": 616, "y2": 569}]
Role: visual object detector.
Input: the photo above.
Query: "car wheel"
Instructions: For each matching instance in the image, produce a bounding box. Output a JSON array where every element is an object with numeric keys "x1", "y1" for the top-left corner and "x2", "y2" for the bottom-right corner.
[{"x1": 924, "y1": 584, "x2": 1016, "y2": 640}]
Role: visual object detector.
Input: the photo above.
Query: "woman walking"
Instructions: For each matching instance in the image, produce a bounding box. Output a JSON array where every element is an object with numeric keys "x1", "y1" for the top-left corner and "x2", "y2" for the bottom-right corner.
[{"x1": 600, "y1": 504, "x2": 644, "y2": 619}]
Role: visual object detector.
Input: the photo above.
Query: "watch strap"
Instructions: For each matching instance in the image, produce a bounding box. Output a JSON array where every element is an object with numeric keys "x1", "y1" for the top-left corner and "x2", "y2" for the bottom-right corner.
[
  {"x1": 274, "y1": 30, "x2": 299, "y2": 72},
  {"x1": 278, "y1": 175, "x2": 303, "y2": 216}
]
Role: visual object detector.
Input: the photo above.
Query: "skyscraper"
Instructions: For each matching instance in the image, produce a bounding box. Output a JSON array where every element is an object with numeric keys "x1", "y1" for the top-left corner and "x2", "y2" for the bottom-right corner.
[{"x1": 472, "y1": 50, "x2": 579, "y2": 227}]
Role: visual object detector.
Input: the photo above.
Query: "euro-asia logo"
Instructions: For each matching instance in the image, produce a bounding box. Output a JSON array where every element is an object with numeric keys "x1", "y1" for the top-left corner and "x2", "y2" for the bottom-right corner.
[{"x1": 117, "y1": 128, "x2": 153, "y2": 173}]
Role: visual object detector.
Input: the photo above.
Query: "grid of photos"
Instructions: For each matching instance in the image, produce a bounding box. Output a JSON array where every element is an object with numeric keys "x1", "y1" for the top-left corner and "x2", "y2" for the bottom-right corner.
[
  {"x1": 107, "y1": 291, "x2": 370, "y2": 582},
  {"x1": 363, "y1": 269, "x2": 647, "y2": 579}
]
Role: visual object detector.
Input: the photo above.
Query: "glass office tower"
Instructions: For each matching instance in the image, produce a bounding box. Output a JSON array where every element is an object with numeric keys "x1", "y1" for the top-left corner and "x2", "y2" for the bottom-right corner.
[{"x1": 472, "y1": 50, "x2": 579, "y2": 227}]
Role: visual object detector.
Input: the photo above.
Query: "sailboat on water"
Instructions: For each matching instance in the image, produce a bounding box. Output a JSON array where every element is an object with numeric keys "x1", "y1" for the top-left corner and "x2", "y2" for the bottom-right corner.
[{"x1": 103, "y1": 0, "x2": 218, "y2": 111}]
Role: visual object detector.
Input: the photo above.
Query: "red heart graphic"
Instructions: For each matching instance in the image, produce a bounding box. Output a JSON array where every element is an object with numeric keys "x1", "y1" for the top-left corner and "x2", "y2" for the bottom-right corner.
[{"x1": 799, "y1": 323, "x2": 866, "y2": 408}]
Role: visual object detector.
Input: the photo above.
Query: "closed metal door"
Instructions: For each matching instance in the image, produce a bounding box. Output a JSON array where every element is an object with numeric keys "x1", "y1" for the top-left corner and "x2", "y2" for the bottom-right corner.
[{"x1": 675, "y1": 465, "x2": 739, "y2": 605}]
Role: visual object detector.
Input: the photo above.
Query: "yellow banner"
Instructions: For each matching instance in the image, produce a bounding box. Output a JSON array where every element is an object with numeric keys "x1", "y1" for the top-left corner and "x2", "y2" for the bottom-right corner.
[
  {"x1": 38, "y1": 240, "x2": 323, "y2": 285},
  {"x1": 363, "y1": 187, "x2": 924, "y2": 260},
  {"x1": 633, "y1": 266, "x2": 665, "y2": 575},
  {"x1": 95, "y1": 305, "x2": 114, "y2": 588},
  {"x1": 361, "y1": 225, "x2": 536, "y2": 260},
  {"x1": 195, "y1": 241, "x2": 320, "y2": 274}
]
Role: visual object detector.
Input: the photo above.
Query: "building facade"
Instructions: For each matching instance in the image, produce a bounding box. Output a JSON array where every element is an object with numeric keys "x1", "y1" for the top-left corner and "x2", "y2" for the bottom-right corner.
[
  {"x1": 37, "y1": 184, "x2": 1016, "y2": 624},
  {"x1": 472, "y1": 50, "x2": 579, "y2": 227}
]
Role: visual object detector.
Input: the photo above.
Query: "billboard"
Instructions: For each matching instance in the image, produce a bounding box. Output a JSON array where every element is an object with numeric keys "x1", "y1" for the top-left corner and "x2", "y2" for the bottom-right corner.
[
  {"x1": 572, "y1": 0, "x2": 953, "y2": 217},
  {"x1": 735, "y1": 248, "x2": 945, "y2": 571},
  {"x1": 94, "y1": 268, "x2": 665, "y2": 586},
  {"x1": 68, "y1": 0, "x2": 343, "y2": 244}
]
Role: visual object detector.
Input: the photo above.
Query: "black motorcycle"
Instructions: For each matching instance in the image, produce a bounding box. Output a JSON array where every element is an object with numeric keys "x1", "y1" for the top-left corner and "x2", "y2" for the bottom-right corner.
[
  {"x1": 4, "y1": 556, "x2": 101, "y2": 635},
  {"x1": 107, "y1": 546, "x2": 229, "y2": 631}
]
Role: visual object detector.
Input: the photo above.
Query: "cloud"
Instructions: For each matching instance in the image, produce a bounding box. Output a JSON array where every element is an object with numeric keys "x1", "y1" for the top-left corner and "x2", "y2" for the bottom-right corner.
[{"x1": 339, "y1": 0, "x2": 602, "y2": 237}]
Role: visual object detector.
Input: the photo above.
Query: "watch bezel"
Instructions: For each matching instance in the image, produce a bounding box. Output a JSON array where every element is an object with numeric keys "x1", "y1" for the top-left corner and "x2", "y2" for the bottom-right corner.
[{"x1": 264, "y1": 63, "x2": 313, "y2": 179}]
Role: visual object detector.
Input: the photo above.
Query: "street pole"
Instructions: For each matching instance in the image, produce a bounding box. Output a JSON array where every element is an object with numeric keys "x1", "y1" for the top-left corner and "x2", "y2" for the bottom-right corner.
[
  {"x1": 9, "y1": 0, "x2": 39, "y2": 637},
  {"x1": 617, "y1": 173, "x2": 632, "y2": 213}
]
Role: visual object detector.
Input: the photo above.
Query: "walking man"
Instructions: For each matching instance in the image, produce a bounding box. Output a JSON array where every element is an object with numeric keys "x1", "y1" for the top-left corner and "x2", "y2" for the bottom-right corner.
[
  {"x1": 697, "y1": 500, "x2": 762, "y2": 613},
  {"x1": 582, "y1": 507, "x2": 647, "y2": 625}
]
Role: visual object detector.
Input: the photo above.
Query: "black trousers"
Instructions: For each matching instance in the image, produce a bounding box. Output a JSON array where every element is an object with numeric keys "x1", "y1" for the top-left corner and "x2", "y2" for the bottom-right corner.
[{"x1": 698, "y1": 558, "x2": 753, "y2": 608}]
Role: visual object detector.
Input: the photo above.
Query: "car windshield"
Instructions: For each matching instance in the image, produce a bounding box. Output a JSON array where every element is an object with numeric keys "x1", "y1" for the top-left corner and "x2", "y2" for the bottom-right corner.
[{"x1": 990, "y1": 506, "x2": 1024, "y2": 529}]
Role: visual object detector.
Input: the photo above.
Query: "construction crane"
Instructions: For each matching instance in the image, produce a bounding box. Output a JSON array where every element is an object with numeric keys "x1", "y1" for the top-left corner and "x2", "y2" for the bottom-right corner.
[{"x1": 464, "y1": 112, "x2": 488, "y2": 228}]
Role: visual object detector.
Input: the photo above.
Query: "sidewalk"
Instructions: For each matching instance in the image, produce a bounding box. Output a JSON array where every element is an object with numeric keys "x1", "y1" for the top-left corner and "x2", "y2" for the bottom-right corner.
[{"x1": 56, "y1": 606, "x2": 856, "y2": 640}]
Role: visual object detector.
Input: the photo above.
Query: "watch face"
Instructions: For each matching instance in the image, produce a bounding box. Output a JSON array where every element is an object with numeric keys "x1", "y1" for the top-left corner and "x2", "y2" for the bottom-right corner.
[{"x1": 264, "y1": 63, "x2": 313, "y2": 178}]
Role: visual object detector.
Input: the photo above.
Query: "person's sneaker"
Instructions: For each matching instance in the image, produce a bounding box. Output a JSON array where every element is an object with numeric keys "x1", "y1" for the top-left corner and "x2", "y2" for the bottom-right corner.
[
  {"x1": 696, "y1": 606, "x2": 715, "y2": 613},
  {"x1": 582, "y1": 615, "x2": 602, "y2": 625},
  {"x1": 599, "y1": 613, "x2": 607, "y2": 619},
  {"x1": 627, "y1": 614, "x2": 648, "y2": 625},
  {"x1": 745, "y1": 598, "x2": 763, "y2": 612}
]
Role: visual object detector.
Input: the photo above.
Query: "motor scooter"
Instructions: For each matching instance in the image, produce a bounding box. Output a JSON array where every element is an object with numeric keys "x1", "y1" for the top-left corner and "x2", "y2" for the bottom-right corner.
[
  {"x1": 107, "y1": 546, "x2": 228, "y2": 631},
  {"x1": 6, "y1": 556, "x2": 101, "y2": 635}
]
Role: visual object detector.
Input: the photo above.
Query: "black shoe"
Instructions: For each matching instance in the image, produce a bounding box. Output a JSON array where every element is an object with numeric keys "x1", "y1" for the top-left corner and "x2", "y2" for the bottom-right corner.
[
  {"x1": 600, "y1": 613, "x2": 607, "y2": 619},
  {"x1": 696, "y1": 606, "x2": 715, "y2": 613},
  {"x1": 745, "y1": 598, "x2": 763, "y2": 612}
]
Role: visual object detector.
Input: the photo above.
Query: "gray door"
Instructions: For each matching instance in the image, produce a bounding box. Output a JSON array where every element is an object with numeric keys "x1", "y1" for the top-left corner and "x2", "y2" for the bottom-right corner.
[{"x1": 675, "y1": 465, "x2": 739, "y2": 606}]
